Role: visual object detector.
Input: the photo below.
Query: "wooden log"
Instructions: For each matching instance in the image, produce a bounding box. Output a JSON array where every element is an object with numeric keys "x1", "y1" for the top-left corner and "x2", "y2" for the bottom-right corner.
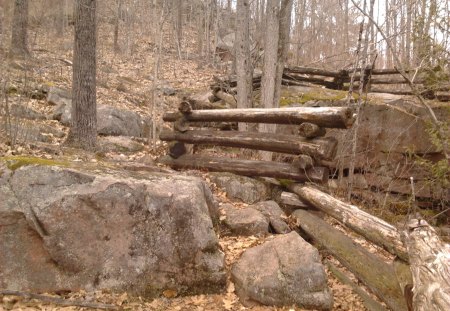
[
  {"x1": 168, "y1": 141, "x2": 187, "y2": 159},
  {"x1": 288, "y1": 184, "x2": 409, "y2": 262},
  {"x1": 285, "y1": 66, "x2": 342, "y2": 78},
  {"x1": 280, "y1": 191, "x2": 310, "y2": 209},
  {"x1": 163, "y1": 107, "x2": 355, "y2": 129},
  {"x1": 282, "y1": 73, "x2": 339, "y2": 89},
  {"x1": 325, "y1": 260, "x2": 388, "y2": 311},
  {"x1": 298, "y1": 122, "x2": 326, "y2": 138},
  {"x1": 173, "y1": 118, "x2": 189, "y2": 132},
  {"x1": 403, "y1": 219, "x2": 450, "y2": 311},
  {"x1": 159, "y1": 130, "x2": 338, "y2": 160},
  {"x1": 158, "y1": 155, "x2": 329, "y2": 183},
  {"x1": 292, "y1": 209, "x2": 409, "y2": 311},
  {"x1": 292, "y1": 154, "x2": 314, "y2": 170},
  {"x1": 179, "y1": 101, "x2": 193, "y2": 114},
  {"x1": 213, "y1": 90, "x2": 237, "y2": 107}
]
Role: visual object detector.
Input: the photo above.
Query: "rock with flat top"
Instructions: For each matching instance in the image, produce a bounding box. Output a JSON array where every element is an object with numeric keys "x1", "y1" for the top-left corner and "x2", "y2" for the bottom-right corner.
[{"x1": 221, "y1": 204, "x2": 269, "y2": 236}]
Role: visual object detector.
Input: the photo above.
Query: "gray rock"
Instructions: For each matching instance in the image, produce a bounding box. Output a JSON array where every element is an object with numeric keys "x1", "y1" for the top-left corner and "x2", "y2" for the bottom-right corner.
[
  {"x1": 9, "y1": 103, "x2": 47, "y2": 120},
  {"x1": 209, "y1": 173, "x2": 271, "y2": 204},
  {"x1": 52, "y1": 101, "x2": 151, "y2": 138},
  {"x1": 47, "y1": 86, "x2": 71, "y2": 106},
  {"x1": 6, "y1": 121, "x2": 65, "y2": 143},
  {"x1": 231, "y1": 232, "x2": 333, "y2": 310},
  {"x1": 222, "y1": 204, "x2": 269, "y2": 236},
  {"x1": 0, "y1": 165, "x2": 226, "y2": 296},
  {"x1": 251, "y1": 201, "x2": 291, "y2": 234},
  {"x1": 98, "y1": 136, "x2": 144, "y2": 153}
]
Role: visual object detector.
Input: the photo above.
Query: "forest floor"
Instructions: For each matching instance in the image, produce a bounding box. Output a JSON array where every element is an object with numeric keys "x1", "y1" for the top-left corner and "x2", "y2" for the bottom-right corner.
[{"x1": 0, "y1": 26, "x2": 394, "y2": 311}]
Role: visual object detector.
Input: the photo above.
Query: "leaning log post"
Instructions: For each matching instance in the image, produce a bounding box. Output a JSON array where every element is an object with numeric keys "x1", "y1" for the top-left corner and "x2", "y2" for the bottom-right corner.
[
  {"x1": 288, "y1": 184, "x2": 409, "y2": 262},
  {"x1": 403, "y1": 219, "x2": 450, "y2": 311},
  {"x1": 292, "y1": 209, "x2": 409, "y2": 311}
]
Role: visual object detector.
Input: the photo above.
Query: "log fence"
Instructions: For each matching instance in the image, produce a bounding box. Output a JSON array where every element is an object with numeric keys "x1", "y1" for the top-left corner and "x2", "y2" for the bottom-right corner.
[
  {"x1": 211, "y1": 66, "x2": 449, "y2": 101},
  {"x1": 159, "y1": 102, "x2": 354, "y2": 183}
]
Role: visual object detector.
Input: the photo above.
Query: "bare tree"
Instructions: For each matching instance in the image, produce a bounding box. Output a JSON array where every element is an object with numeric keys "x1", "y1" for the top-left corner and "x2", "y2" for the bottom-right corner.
[
  {"x1": 235, "y1": 0, "x2": 253, "y2": 131},
  {"x1": 10, "y1": 0, "x2": 29, "y2": 57},
  {"x1": 65, "y1": 0, "x2": 97, "y2": 150}
]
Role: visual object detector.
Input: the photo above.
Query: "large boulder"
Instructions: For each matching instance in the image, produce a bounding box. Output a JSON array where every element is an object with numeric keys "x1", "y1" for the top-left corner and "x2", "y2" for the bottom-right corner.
[
  {"x1": 0, "y1": 164, "x2": 225, "y2": 296},
  {"x1": 231, "y1": 232, "x2": 333, "y2": 310},
  {"x1": 209, "y1": 173, "x2": 271, "y2": 204},
  {"x1": 52, "y1": 101, "x2": 150, "y2": 138}
]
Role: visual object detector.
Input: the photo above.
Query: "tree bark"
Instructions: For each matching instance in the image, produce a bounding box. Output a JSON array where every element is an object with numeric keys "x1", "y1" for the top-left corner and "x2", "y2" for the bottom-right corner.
[
  {"x1": 159, "y1": 155, "x2": 329, "y2": 183},
  {"x1": 10, "y1": 0, "x2": 29, "y2": 57},
  {"x1": 288, "y1": 184, "x2": 409, "y2": 261},
  {"x1": 235, "y1": 0, "x2": 253, "y2": 131},
  {"x1": 65, "y1": 0, "x2": 97, "y2": 150},
  {"x1": 163, "y1": 107, "x2": 355, "y2": 129},
  {"x1": 292, "y1": 209, "x2": 409, "y2": 311},
  {"x1": 403, "y1": 219, "x2": 450, "y2": 311},
  {"x1": 159, "y1": 130, "x2": 338, "y2": 160},
  {"x1": 259, "y1": 0, "x2": 280, "y2": 143}
]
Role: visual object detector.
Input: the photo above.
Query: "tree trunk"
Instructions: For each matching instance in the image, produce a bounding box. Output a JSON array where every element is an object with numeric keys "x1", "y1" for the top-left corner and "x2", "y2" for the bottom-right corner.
[
  {"x1": 273, "y1": 0, "x2": 293, "y2": 107},
  {"x1": 114, "y1": 0, "x2": 121, "y2": 53},
  {"x1": 403, "y1": 219, "x2": 450, "y2": 311},
  {"x1": 298, "y1": 122, "x2": 326, "y2": 138},
  {"x1": 235, "y1": 0, "x2": 253, "y2": 131},
  {"x1": 55, "y1": 0, "x2": 65, "y2": 37},
  {"x1": 159, "y1": 130, "x2": 338, "y2": 160},
  {"x1": 159, "y1": 155, "x2": 329, "y2": 183},
  {"x1": 65, "y1": 0, "x2": 97, "y2": 150},
  {"x1": 10, "y1": 0, "x2": 29, "y2": 57},
  {"x1": 163, "y1": 106, "x2": 355, "y2": 129},
  {"x1": 288, "y1": 184, "x2": 409, "y2": 261},
  {"x1": 292, "y1": 209, "x2": 410, "y2": 311},
  {"x1": 259, "y1": 0, "x2": 280, "y2": 150}
]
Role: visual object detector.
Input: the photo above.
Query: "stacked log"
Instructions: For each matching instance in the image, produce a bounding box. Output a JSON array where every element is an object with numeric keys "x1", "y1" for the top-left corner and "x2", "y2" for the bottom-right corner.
[
  {"x1": 160, "y1": 103, "x2": 353, "y2": 182},
  {"x1": 210, "y1": 66, "x2": 449, "y2": 102}
]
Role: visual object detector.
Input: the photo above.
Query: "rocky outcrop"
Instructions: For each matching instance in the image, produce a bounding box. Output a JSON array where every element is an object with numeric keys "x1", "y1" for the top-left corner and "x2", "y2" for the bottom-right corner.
[
  {"x1": 209, "y1": 173, "x2": 271, "y2": 204},
  {"x1": 231, "y1": 232, "x2": 333, "y2": 310},
  {"x1": 221, "y1": 204, "x2": 269, "y2": 236},
  {"x1": 52, "y1": 101, "x2": 150, "y2": 138},
  {"x1": 0, "y1": 164, "x2": 225, "y2": 296}
]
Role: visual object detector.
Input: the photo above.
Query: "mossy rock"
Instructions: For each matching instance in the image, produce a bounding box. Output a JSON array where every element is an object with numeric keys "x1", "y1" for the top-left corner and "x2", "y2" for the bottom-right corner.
[{"x1": 0, "y1": 156, "x2": 70, "y2": 171}]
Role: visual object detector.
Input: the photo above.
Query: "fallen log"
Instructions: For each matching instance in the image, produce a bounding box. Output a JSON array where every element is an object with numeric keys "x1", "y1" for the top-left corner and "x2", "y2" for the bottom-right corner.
[
  {"x1": 292, "y1": 209, "x2": 409, "y2": 311},
  {"x1": 159, "y1": 130, "x2": 338, "y2": 160},
  {"x1": 325, "y1": 260, "x2": 388, "y2": 311},
  {"x1": 288, "y1": 184, "x2": 409, "y2": 262},
  {"x1": 298, "y1": 122, "x2": 326, "y2": 138},
  {"x1": 158, "y1": 155, "x2": 329, "y2": 183},
  {"x1": 213, "y1": 90, "x2": 237, "y2": 107},
  {"x1": 403, "y1": 219, "x2": 450, "y2": 311},
  {"x1": 163, "y1": 107, "x2": 355, "y2": 129},
  {"x1": 280, "y1": 191, "x2": 311, "y2": 209}
]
